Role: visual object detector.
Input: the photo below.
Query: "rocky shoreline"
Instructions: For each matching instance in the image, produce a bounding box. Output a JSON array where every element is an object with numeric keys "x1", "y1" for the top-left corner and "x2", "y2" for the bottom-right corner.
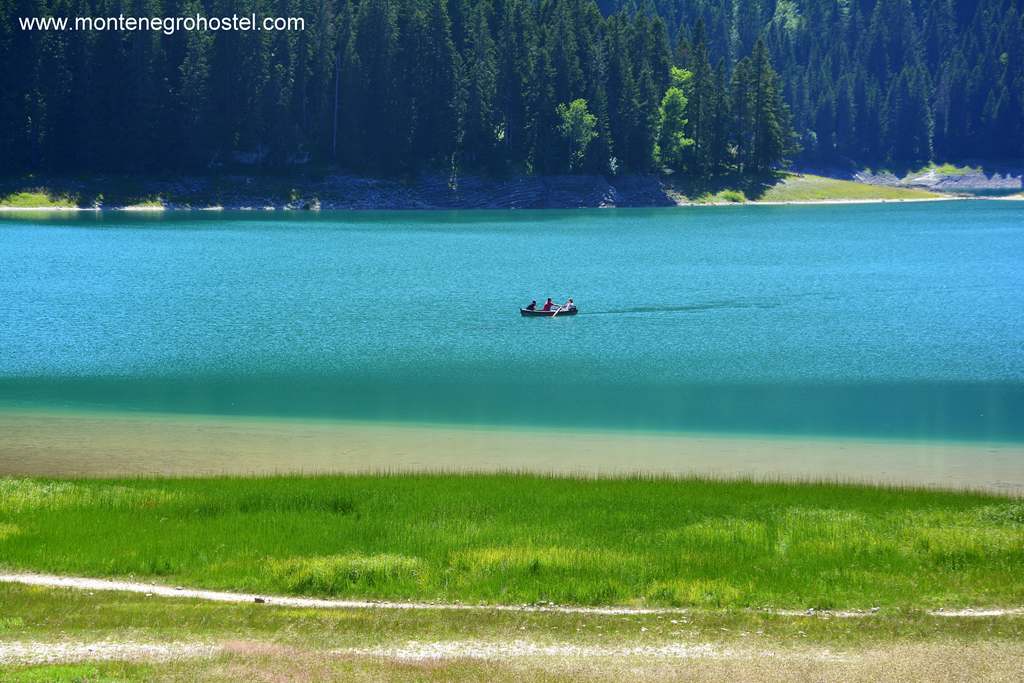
[
  {"x1": 855, "y1": 168, "x2": 1024, "y2": 193},
  {"x1": 2, "y1": 174, "x2": 679, "y2": 211},
  {"x1": 2, "y1": 167, "x2": 1021, "y2": 211},
  {"x1": 841, "y1": 164, "x2": 1023, "y2": 194}
]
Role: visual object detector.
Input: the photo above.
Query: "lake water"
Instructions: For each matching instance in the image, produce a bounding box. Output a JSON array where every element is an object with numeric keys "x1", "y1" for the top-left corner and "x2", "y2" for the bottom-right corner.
[{"x1": 2, "y1": 202, "x2": 1023, "y2": 445}]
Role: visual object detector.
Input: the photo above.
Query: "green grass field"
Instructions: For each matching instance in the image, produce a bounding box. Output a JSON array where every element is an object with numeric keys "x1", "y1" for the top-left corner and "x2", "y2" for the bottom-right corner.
[
  {"x1": 756, "y1": 174, "x2": 941, "y2": 202},
  {"x1": 1, "y1": 475, "x2": 1021, "y2": 610},
  {"x1": 0, "y1": 191, "x2": 78, "y2": 208},
  {"x1": 0, "y1": 187, "x2": 169, "y2": 210},
  {"x1": 664, "y1": 172, "x2": 944, "y2": 203}
]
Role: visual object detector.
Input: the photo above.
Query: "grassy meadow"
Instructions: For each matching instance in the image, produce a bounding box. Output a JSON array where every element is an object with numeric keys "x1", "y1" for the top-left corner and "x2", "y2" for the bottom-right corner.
[
  {"x1": 3, "y1": 579, "x2": 1024, "y2": 682},
  {"x1": 0, "y1": 186, "x2": 168, "y2": 210},
  {"x1": 0, "y1": 191, "x2": 78, "y2": 208},
  {"x1": 756, "y1": 174, "x2": 942, "y2": 202},
  {"x1": 5, "y1": 644, "x2": 1023, "y2": 683},
  {"x1": 663, "y1": 172, "x2": 945, "y2": 203},
  {"x1": 1, "y1": 474, "x2": 1021, "y2": 610}
]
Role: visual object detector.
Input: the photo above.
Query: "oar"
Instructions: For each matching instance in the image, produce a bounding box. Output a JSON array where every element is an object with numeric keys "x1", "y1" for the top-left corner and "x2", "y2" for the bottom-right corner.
[{"x1": 551, "y1": 304, "x2": 566, "y2": 318}]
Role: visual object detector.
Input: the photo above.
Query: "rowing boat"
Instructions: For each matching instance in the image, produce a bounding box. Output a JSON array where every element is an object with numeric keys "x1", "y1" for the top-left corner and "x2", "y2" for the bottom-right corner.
[{"x1": 520, "y1": 307, "x2": 578, "y2": 317}]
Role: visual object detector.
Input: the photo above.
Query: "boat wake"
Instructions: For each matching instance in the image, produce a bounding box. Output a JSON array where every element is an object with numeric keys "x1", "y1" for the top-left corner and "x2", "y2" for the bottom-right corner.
[{"x1": 584, "y1": 300, "x2": 780, "y2": 315}]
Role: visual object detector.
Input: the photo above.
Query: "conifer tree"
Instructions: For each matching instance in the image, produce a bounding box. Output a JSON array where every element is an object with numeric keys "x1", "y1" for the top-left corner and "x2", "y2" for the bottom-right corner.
[
  {"x1": 412, "y1": 0, "x2": 462, "y2": 166},
  {"x1": 749, "y1": 39, "x2": 790, "y2": 172},
  {"x1": 179, "y1": 0, "x2": 213, "y2": 166},
  {"x1": 494, "y1": 0, "x2": 534, "y2": 169},
  {"x1": 2, "y1": 0, "x2": 1022, "y2": 175},
  {"x1": 707, "y1": 59, "x2": 730, "y2": 173},
  {"x1": 684, "y1": 20, "x2": 715, "y2": 172},
  {"x1": 462, "y1": 1, "x2": 498, "y2": 168}
]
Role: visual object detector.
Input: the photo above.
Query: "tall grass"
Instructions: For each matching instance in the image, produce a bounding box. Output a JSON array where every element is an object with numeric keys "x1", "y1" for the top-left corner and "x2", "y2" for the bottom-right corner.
[{"x1": 0, "y1": 474, "x2": 1021, "y2": 609}]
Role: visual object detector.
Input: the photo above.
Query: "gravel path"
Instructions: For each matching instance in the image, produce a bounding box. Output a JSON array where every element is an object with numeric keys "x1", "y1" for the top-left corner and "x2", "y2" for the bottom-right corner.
[
  {"x1": 0, "y1": 638, "x2": 848, "y2": 667},
  {"x1": 2, "y1": 572, "x2": 1023, "y2": 618},
  {"x1": 334, "y1": 639, "x2": 848, "y2": 662},
  {"x1": 0, "y1": 640, "x2": 219, "y2": 666}
]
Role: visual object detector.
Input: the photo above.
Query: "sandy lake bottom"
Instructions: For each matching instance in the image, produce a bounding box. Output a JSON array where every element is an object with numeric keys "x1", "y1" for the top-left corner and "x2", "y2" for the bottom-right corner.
[{"x1": 1, "y1": 409, "x2": 1021, "y2": 493}]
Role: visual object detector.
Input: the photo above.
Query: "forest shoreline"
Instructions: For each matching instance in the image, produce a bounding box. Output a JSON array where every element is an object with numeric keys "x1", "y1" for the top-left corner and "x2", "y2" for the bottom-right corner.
[
  {"x1": 0, "y1": 196, "x2": 969, "y2": 211},
  {"x1": 0, "y1": 171, "x2": 989, "y2": 211}
]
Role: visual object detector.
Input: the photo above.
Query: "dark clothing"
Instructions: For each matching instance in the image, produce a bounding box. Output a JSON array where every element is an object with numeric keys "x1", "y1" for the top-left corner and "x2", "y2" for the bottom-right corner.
[{"x1": 526, "y1": 302, "x2": 536, "y2": 311}]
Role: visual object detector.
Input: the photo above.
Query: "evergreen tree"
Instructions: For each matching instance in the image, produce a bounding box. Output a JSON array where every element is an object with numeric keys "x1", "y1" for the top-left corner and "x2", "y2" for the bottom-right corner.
[
  {"x1": 730, "y1": 56, "x2": 753, "y2": 170},
  {"x1": 462, "y1": 1, "x2": 498, "y2": 168},
  {"x1": 748, "y1": 39, "x2": 791, "y2": 172},
  {"x1": 3, "y1": 0, "x2": 1022, "y2": 175},
  {"x1": 336, "y1": 16, "x2": 364, "y2": 166},
  {"x1": 410, "y1": 0, "x2": 462, "y2": 168},
  {"x1": 528, "y1": 37, "x2": 560, "y2": 172},
  {"x1": 891, "y1": 64, "x2": 933, "y2": 164},
  {"x1": 684, "y1": 20, "x2": 715, "y2": 172},
  {"x1": 707, "y1": 59, "x2": 730, "y2": 173},
  {"x1": 495, "y1": 0, "x2": 535, "y2": 168},
  {"x1": 354, "y1": 0, "x2": 401, "y2": 172},
  {"x1": 604, "y1": 15, "x2": 640, "y2": 173},
  {"x1": 178, "y1": 0, "x2": 214, "y2": 166}
]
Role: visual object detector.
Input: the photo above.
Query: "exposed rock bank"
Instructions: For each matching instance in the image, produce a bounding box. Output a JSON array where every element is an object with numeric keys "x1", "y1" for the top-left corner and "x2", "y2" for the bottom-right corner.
[
  {"x1": 208, "y1": 173, "x2": 678, "y2": 210},
  {"x1": 855, "y1": 165, "x2": 1023, "y2": 194},
  {"x1": 3, "y1": 174, "x2": 679, "y2": 210}
]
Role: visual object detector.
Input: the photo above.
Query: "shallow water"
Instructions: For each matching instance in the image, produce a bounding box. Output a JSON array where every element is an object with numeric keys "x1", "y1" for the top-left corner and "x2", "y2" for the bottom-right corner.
[
  {"x1": 1, "y1": 202, "x2": 1023, "y2": 443},
  {"x1": 2, "y1": 410, "x2": 1021, "y2": 492}
]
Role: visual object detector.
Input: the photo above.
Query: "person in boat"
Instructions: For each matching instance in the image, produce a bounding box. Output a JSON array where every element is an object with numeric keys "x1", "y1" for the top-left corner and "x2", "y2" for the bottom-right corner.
[
  {"x1": 565, "y1": 298, "x2": 575, "y2": 310},
  {"x1": 525, "y1": 300, "x2": 537, "y2": 311},
  {"x1": 542, "y1": 298, "x2": 554, "y2": 311}
]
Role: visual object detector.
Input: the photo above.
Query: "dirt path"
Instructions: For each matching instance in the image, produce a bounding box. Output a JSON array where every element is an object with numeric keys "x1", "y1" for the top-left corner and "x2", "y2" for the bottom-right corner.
[
  {"x1": 0, "y1": 571, "x2": 684, "y2": 615},
  {"x1": 331, "y1": 639, "x2": 847, "y2": 662},
  {"x1": 3, "y1": 572, "x2": 1023, "y2": 618},
  {"x1": 5, "y1": 639, "x2": 1022, "y2": 682},
  {"x1": 0, "y1": 638, "x2": 848, "y2": 667},
  {"x1": 0, "y1": 640, "x2": 219, "y2": 666}
]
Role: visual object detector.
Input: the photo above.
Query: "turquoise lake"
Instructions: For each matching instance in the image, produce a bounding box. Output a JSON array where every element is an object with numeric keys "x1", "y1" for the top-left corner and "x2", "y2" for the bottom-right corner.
[{"x1": 1, "y1": 202, "x2": 1022, "y2": 442}]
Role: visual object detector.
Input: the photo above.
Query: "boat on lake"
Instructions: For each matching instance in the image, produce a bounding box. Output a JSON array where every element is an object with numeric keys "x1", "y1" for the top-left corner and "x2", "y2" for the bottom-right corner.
[{"x1": 521, "y1": 307, "x2": 578, "y2": 317}]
